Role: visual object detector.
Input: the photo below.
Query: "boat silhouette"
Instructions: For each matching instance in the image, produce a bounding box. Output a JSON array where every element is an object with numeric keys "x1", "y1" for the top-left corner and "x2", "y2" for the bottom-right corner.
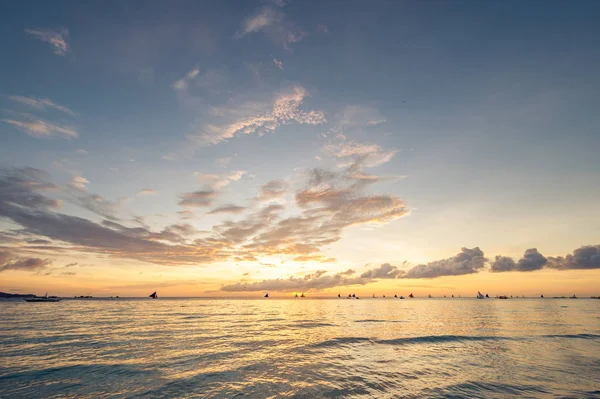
[
  {"x1": 149, "y1": 291, "x2": 157, "y2": 299},
  {"x1": 24, "y1": 293, "x2": 61, "y2": 302}
]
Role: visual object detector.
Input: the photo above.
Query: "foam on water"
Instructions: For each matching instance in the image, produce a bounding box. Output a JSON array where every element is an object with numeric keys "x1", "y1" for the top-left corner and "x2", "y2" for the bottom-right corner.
[{"x1": 1, "y1": 298, "x2": 599, "y2": 398}]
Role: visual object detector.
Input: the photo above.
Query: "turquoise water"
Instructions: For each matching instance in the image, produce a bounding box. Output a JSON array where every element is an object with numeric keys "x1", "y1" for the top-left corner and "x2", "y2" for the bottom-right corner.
[{"x1": 1, "y1": 298, "x2": 599, "y2": 398}]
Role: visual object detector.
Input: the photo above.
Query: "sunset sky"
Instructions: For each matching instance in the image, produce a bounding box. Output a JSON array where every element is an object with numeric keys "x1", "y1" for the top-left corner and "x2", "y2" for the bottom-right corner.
[{"x1": 1, "y1": 0, "x2": 599, "y2": 297}]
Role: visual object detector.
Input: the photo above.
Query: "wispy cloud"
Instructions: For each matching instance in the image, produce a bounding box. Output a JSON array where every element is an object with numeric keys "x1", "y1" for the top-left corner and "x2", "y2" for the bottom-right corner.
[
  {"x1": 340, "y1": 105, "x2": 386, "y2": 127},
  {"x1": 67, "y1": 176, "x2": 89, "y2": 191},
  {"x1": 172, "y1": 67, "x2": 200, "y2": 91},
  {"x1": 192, "y1": 86, "x2": 325, "y2": 146},
  {"x1": 178, "y1": 190, "x2": 218, "y2": 208},
  {"x1": 206, "y1": 205, "x2": 247, "y2": 215},
  {"x1": 235, "y1": 5, "x2": 307, "y2": 50},
  {"x1": 273, "y1": 58, "x2": 284, "y2": 70},
  {"x1": 9, "y1": 96, "x2": 77, "y2": 116},
  {"x1": 221, "y1": 269, "x2": 367, "y2": 292},
  {"x1": 25, "y1": 28, "x2": 70, "y2": 55},
  {"x1": 194, "y1": 170, "x2": 246, "y2": 189},
  {"x1": 137, "y1": 188, "x2": 157, "y2": 196},
  {"x1": 322, "y1": 140, "x2": 398, "y2": 169},
  {"x1": 256, "y1": 180, "x2": 288, "y2": 202},
  {"x1": 2, "y1": 114, "x2": 77, "y2": 139}
]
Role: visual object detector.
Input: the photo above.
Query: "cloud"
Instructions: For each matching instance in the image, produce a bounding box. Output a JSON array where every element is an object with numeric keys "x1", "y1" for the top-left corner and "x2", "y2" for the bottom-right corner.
[
  {"x1": 317, "y1": 24, "x2": 329, "y2": 34},
  {"x1": 25, "y1": 28, "x2": 69, "y2": 55},
  {"x1": 207, "y1": 205, "x2": 247, "y2": 215},
  {"x1": 256, "y1": 180, "x2": 288, "y2": 202},
  {"x1": 402, "y1": 247, "x2": 486, "y2": 279},
  {"x1": 9, "y1": 96, "x2": 77, "y2": 116},
  {"x1": 341, "y1": 105, "x2": 386, "y2": 127},
  {"x1": 0, "y1": 165, "x2": 407, "y2": 267},
  {"x1": 236, "y1": 7, "x2": 276, "y2": 37},
  {"x1": 235, "y1": 5, "x2": 306, "y2": 50},
  {"x1": 273, "y1": 59, "x2": 284, "y2": 70},
  {"x1": 360, "y1": 263, "x2": 405, "y2": 279},
  {"x1": 240, "y1": 164, "x2": 408, "y2": 259},
  {"x1": 215, "y1": 157, "x2": 233, "y2": 167},
  {"x1": 178, "y1": 190, "x2": 218, "y2": 208},
  {"x1": 68, "y1": 176, "x2": 89, "y2": 191},
  {"x1": 489, "y1": 256, "x2": 516, "y2": 273},
  {"x1": 0, "y1": 250, "x2": 52, "y2": 273},
  {"x1": 547, "y1": 245, "x2": 600, "y2": 270},
  {"x1": 178, "y1": 210, "x2": 195, "y2": 220},
  {"x1": 490, "y1": 248, "x2": 547, "y2": 272},
  {"x1": 221, "y1": 269, "x2": 368, "y2": 292},
  {"x1": 137, "y1": 188, "x2": 156, "y2": 196},
  {"x1": 172, "y1": 67, "x2": 200, "y2": 91},
  {"x1": 2, "y1": 115, "x2": 77, "y2": 139},
  {"x1": 322, "y1": 140, "x2": 397, "y2": 168},
  {"x1": 194, "y1": 170, "x2": 246, "y2": 189},
  {"x1": 192, "y1": 86, "x2": 325, "y2": 146}
]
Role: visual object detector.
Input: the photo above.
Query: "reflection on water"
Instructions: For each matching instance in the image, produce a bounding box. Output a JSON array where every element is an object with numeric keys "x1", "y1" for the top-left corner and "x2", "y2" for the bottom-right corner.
[{"x1": 0, "y1": 299, "x2": 599, "y2": 398}]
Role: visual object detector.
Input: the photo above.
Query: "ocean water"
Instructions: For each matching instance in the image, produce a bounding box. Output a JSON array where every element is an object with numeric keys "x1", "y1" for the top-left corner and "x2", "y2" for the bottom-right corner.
[{"x1": 0, "y1": 298, "x2": 599, "y2": 399}]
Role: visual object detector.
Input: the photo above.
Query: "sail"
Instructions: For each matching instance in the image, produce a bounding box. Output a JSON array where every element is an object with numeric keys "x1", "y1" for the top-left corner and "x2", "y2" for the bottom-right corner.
[
  {"x1": 149, "y1": 291, "x2": 157, "y2": 299},
  {"x1": 264, "y1": 293, "x2": 269, "y2": 298},
  {"x1": 477, "y1": 291, "x2": 484, "y2": 299}
]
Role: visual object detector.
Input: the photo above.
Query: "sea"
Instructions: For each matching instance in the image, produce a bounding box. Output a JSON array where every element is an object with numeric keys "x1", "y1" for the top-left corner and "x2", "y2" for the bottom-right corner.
[{"x1": 0, "y1": 298, "x2": 599, "y2": 398}]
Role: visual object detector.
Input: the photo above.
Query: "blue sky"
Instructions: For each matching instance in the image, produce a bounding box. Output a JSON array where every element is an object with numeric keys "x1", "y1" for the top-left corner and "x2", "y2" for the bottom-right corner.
[{"x1": 1, "y1": 0, "x2": 599, "y2": 296}]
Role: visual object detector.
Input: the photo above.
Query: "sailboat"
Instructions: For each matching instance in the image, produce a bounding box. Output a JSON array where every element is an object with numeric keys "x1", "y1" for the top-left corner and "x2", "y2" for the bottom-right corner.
[
  {"x1": 295, "y1": 293, "x2": 299, "y2": 298},
  {"x1": 408, "y1": 293, "x2": 414, "y2": 298},
  {"x1": 24, "y1": 293, "x2": 61, "y2": 302},
  {"x1": 477, "y1": 291, "x2": 484, "y2": 299},
  {"x1": 428, "y1": 294, "x2": 432, "y2": 298},
  {"x1": 300, "y1": 293, "x2": 305, "y2": 298},
  {"x1": 149, "y1": 291, "x2": 157, "y2": 299},
  {"x1": 337, "y1": 293, "x2": 341, "y2": 298},
  {"x1": 264, "y1": 293, "x2": 269, "y2": 298}
]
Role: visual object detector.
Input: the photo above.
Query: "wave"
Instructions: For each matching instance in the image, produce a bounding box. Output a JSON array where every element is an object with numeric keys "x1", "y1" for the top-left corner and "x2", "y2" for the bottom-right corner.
[
  {"x1": 542, "y1": 333, "x2": 600, "y2": 340},
  {"x1": 354, "y1": 319, "x2": 404, "y2": 323},
  {"x1": 311, "y1": 335, "x2": 512, "y2": 349}
]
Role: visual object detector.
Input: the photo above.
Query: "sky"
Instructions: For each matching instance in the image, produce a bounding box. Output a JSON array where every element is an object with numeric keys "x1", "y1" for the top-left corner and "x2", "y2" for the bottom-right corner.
[{"x1": 1, "y1": 0, "x2": 599, "y2": 297}]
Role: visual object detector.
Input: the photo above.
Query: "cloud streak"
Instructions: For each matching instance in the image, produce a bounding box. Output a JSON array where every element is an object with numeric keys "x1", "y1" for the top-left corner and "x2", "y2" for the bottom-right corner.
[
  {"x1": 25, "y1": 28, "x2": 69, "y2": 55},
  {"x1": 9, "y1": 96, "x2": 77, "y2": 116},
  {"x1": 2, "y1": 115, "x2": 77, "y2": 139},
  {"x1": 192, "y1": 86, "x2": 325, "y2": 146}
]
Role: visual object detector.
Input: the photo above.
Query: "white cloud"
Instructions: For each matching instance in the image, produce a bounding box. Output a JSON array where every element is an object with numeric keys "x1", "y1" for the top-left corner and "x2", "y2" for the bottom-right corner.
[
  {"x1": 322, "y1": 140, "x2": 397, "y2": 168},
  {"x1": 137, "y1": 188, "x2": 157, "y2": 196},
  {"x1": 68, "y1": 176, "x2": 89, "y2": 191},
  {"x1": 2, "y1": 116, "x2": 78, "y2": 139},
  {"x1": 172, "y1": 67, "x2": 200, "y2": 91},
  {"x1": 236, "y1": 7, "x2": 276, "y2": 38},
  {"x1": 235, "y1": 6, "x2": 307, "y2": 50},
  {"x1": 25, "y1": 28, "x2": 69, "y2": 55},
  {"x1": 194, "y1": 170, "x2": 246, "y2": 189},
  {"x1": 9, "y1": 96, "x2": 77, "y2": 116},
  {"x1": 192, "y1": 86, "x2": 326, "y2": 146},
  {"x1": 341, "y1": 105, "x2": 386, "y2": 127}
]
